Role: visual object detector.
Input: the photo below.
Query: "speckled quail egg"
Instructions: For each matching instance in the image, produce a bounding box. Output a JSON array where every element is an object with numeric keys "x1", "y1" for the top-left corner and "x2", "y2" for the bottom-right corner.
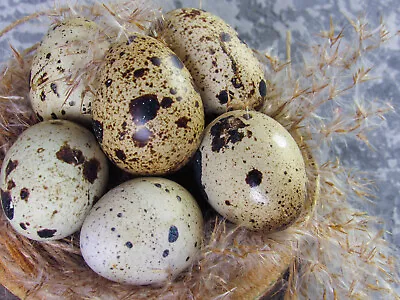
[
  {"x1": 30, "y1": 17, "x2": 110, "y2": 124},
  {"x1": 194, "y1": 110, "x2": 307, "y2": 232},
  {"x1": 160, "y1": 8, "x2": 267, "y2": 116},
  {"x1": 80, "y1": 177, "x2": 203, "y2": 285},
  {"x1": 0, "y1": 120, "x2": 109, "y2": 241},
  {"x1": 92, "y1": 33, "x2": 204, "y2": 175}
]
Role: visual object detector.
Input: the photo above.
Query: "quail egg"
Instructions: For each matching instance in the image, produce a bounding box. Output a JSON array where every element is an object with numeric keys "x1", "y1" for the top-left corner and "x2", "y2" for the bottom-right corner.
[
  {"x1": 0, "y1": 120, "x2": 109, "y2": 241},
  {"x1": 80, "y1": 177, "x2": 203, "y2": 285},
  {"x1": 30, "y1": 17, "x2": 110, "y2": 124},
  {"x1": 92, "y1": 33, "x2": 204, "y2": 175},
  {"x1": 194, "y1": 110, "x2": 307, "y2": 232},
  {"x1": 161, "y1": 8, "x2": 267, "y2": 115}
]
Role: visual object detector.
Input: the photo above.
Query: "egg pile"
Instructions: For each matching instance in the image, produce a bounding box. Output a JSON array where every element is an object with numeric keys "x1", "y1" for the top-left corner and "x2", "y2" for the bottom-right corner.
[{"x1": 0, "y1": 8, "x2": 307, "y2": 285}]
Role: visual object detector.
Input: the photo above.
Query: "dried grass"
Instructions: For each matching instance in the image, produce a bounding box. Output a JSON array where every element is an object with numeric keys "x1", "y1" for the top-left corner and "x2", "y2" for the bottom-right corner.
[{"x1": 0, "y1": 1, "x2": 398, "y2": 299}]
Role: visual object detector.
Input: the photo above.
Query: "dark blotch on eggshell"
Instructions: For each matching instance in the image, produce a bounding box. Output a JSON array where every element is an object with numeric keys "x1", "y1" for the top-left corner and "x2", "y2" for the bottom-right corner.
[
  {"x1": 170, "y1": 54, "x2": 184, "y2": 69},
  {"x1": 5, "y1": 160, "x2": 18, "y2": 178},
  {"x1": 37, "y1": 228, "x2": 57, "y2": 238},
  {"x1": 83, "y1": 158, "x2": 100, "y2": 184},
  {"x1": 105, "y1": 79, "x2": 112, "y2": 87},
  {"x1": 134, "y1": 68, "x2": 149, "y2": 78},
  {"x1": 50, "y1": 83, "x2": 59, "y2": 97},
  {"x1": 132, "y1": 127, "x2": 153, "y2": 148},
  {"x1": 56, "y1": 143, "x2": 85, "y2": 166},
  {"x1": 162, "y1": 249, "x2": 169, "y2": 257},
  {"x1": 150, "y1": 57, "x2": 162, "y2": 66},
  {"x1": 245, "y1": 169, "x2": 263, "y2": 187},
  {"x1": 175, "y1": 117, "x2": 190, "y2": 128},
  {"x1": 210, "y1": 116, "x2": 248, "y2": 152},
  {"x1": 217, "y1": 90, "x2": 228, "y2": 104},
  {"x1": 51, "y1": 113, "x2": 58, "y2": 119},
  {"x1": 20, "y1": 188, "x2": 30, "y2": 201},
  {"x1": 129, "y1": 94, "x2": 160, "y2": 125},
  {"x1": 219, "y1": 90, "x2": 236, "y2": 106},
  {"x1": 1, "y1": 189, "x2": 14, "y2": 220},
  {"x1": 160, "y1": 97, "x2": 173, "y2": 108},
  {"x1": 125, "y1": 241, "x2": 133, "y2": 248},
  {"x1": 40, "y1": 90, "x2": 46, "y2": 101},
  {"x1": 20, "y1": 223, "x2": 27, "y2": 230},
  {"x1": 220, "y1": 32, "x2": 231, "y2": 42},
  {"x1": 259, "y1": 79, "x2": 267, "y2": 97},
  {"x1": 115, "y1": 150, "x2": 126, "y2": 161},
  {"x1": 228, "y1": 129, "x2": 244, "y2": 143},
  {"x1": 92, "y1": 120, "x2": 104, "y2": 143},
  {"x1": 168, "y1": 225, "x2": 179, "y2": 243}
]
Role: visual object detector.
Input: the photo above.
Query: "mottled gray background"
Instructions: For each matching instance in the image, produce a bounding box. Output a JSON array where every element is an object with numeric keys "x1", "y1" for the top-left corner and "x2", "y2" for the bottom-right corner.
[{"x1": 0, "y1": 0, "x2": 399, "y2": 298}]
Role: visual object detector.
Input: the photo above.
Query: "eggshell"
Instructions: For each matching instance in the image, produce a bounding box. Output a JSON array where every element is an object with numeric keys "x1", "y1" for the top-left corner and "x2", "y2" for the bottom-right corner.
[
  {"x1": 80, "y1": 177, "x2": 203, "y2": 285},
  {"x1": 29, "y1": 17, "x2": 110, "y2": 124},
  {"x1": 161, "y1": 8, "x2": 267, "y2": 115},
  {"x1": 0, "y1": 120, "x2": 109, "y2": 241},
  {"x1": 92, "y1": 33, "x2": 204, "y2": 175},
  {"x1": 195, "y1": 110, "x2": 307, "y2": 231}
]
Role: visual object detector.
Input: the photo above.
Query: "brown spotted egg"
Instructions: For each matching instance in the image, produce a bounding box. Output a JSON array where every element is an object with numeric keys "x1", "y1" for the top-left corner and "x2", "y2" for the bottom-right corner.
[
  {"x1": 80, "y1": 177, "x2": 203, "y2": 285},
  {"x1": 161, "y1": 8, "x2": 267, "y2": 116},
  {"x1": 30, "y1": 17, "x2": 110, "y2": 124},
  {"x1": 0, "y1": 120, "x2": 109, "y2": 241},
  {"x1": 93, "y1": 33, "x2": 204, "y2": 175},
  {"x1": 194, "y1": 110, "x2": 307, "y2": 232}
]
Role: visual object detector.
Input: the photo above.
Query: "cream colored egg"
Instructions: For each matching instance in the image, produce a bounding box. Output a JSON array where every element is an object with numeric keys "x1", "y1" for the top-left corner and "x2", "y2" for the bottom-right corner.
[
  {"x1": 30, "y1": 17, "x2": 110, "y2": 124},
  {"x1": 80, "y1": 177, "x2": 203, "y2": 285},
  {"x1": 0, "y1": 120, "x2": 109, "y2": 241},
  {"x1": 195, "y1": 110, "x2": 307, "y2": 232},
  {"x1": 93, "y1": 33, "x2": 204, "y2": 175},
  {"x1": 161, "y1": 8, "x2": 267, "y2": 115}
]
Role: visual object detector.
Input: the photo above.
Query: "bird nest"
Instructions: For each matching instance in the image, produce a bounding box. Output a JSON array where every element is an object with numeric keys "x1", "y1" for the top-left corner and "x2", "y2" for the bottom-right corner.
[{"x1": 0, "y1": 1, "x2": 398, "y2": 299}]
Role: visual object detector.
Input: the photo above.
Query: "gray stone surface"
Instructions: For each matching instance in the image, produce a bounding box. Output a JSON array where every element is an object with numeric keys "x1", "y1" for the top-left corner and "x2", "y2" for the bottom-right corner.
[{"x1": 0, "y1": 0, "x2": 399, "y2": 298}]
